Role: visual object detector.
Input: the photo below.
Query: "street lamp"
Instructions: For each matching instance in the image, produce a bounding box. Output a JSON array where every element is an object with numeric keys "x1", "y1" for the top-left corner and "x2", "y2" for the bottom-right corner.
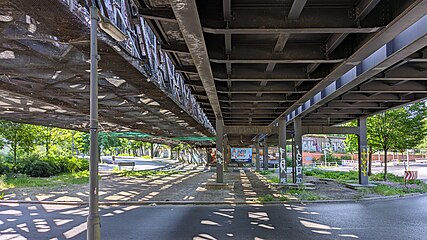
[{"x1": 88, "y1": 6, "x2": 126, "y2": 240}]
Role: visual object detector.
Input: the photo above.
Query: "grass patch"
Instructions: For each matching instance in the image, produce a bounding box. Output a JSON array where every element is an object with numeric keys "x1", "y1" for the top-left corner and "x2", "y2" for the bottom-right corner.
[
  {"x1": 304, "y1": 169, "x2": 358, "y2": 182},
  {"x1": 268, "y1": 176, "x2": 280, "y2": 183},
  {"x1": 257, "y1": 194, "x2": 289, "y2": 203},
  {"x1": 115, "y1": 169, "x2": 181, "y2": 178},
  {"x1": 255, "y1": 170, "x2": 275, "y2": 175},
  {"x1": 0, "y1": 171, "x2": 89, "y2": 190},
  {"x1": 257, "y1": 194, "x2": 275, "y2": 202},
  {"x1": 357, "y1": 185, "x2": 405, "y2": 196},
  {"x1": 305, "y1": 169, "x2": 423, "y2": 185},
  {"x1": 287, "y1": 189, "x2": 325, "y2": 201},
  {"x1": 0, "y1": 192, "x2": 4, "y2": 200},
  {"x1": 373, "y1": 185, "x2": 405, "y2": 196}
]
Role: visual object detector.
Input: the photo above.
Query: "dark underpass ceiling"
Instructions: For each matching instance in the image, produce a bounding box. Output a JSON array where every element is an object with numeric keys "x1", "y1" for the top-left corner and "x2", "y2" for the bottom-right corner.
[
  {"x1": 141, "y1": 0, "x2": 427, "y2": 146},
  {"x1": 0, "y1": 0, "x2": 427, "y2": 147}
]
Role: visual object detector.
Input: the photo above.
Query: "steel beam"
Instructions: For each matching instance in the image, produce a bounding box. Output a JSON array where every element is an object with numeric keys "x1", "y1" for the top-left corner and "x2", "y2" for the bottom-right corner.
[
  {"x1": 225, "y1": 125, "x2": 277, "y2": 135},
  {"x1": 215, "y1": 77, "x2": 321, "y2": 82},
  {"x1": 282, "y1": 2, "x2": 427, "y2": 125},
  {"x1": 306, "y1": 0, "x2": 381, "y2": 75},
  {"x1": 288, "y1": 0, "x2": 307, "y2": 20},
  {"x1": 170, "y1": 0, "x2": 222, "y2": 119},
  {"x1": 139, "y1": 8, "x2": 177, "y2": 22},
  {"x1": 302, "y1": 126, "x2": 359, "y2": 135},
  {"x1": 211, "y1": 58, "x2": 343, "y2": 64},
  {"x1": 203, "y1": 27, "x2": 381, "y2": 35}
]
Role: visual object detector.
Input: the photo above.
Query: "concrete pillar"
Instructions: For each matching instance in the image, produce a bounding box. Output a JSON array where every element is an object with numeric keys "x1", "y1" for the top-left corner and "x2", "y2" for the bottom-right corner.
[
  {"x1": 263, "y1": 137, "x2": 268, "y2": 170},
  {"x1": 291, "y1": 134, "x2": 296, "y2": 183},
  {"x1": 278, "y1": 117, "x2": 287, "y2": 183},
  {"x1": 207, "y1": 148, "x2": 213, "y2": 165},
  {"x1": 216, "y1": 119, "x2": 224, "y2": 183},
  {"x1": 358, "y1": 118, "x2": 369, "y2": 185},
  {"x1": 255, "y1": 137, "x2": 261, "y2": 171},
  {"x1": 224, "y1": 136, "x2": 229, "y2": 171},
  {"x1": 293, "y1": 118, "x2": 303, "y2": 184},
  {"x1": 150, "y1": 143, "x2": 154, "y2": 158}
]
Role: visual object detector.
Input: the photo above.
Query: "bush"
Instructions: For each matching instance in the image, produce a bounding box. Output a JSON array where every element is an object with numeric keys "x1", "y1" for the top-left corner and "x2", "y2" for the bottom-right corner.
[
  {"x1": 0, "y1": 161, "x2": 12, "y2": 175},
  {"x1": 25, "y1": 160, "x2": 54, "y2": 177},
  {"x1": 15, "y1": 154, "x2": 89, "y2": 177}
]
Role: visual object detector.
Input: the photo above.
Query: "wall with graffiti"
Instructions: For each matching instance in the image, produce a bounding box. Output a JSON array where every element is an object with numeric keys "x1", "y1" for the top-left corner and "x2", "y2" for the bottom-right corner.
[{"x1": 302, "y1": 135, "x2": 346, "y2": 153}]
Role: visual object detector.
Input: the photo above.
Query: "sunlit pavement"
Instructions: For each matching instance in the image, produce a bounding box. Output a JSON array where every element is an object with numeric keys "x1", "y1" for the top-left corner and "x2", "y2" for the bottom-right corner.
[{"x1": 1, "y1": 195, "x2": 427, "y2": 239}]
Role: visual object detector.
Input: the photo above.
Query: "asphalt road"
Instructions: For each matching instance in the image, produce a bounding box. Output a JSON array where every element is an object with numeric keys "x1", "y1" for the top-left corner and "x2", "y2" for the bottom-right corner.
[
  {"x1": 98, "y1": 156, "x2": 175, "y2": 171},
  {"x1": 1, "y1": 195, "x2": 427, "y2": 239}
]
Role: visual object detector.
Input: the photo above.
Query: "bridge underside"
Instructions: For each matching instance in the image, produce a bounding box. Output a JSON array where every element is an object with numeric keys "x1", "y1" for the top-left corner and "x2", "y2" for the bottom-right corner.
[
  {"x1": 1, "y1": 0, "x2": 427, "y2": 147},
  {"x1": 0, "y1": 0, "x2": 215, "y2": 146},
  {"x1": 141, "y1": 0, "x2": 427, "y2": 146}
]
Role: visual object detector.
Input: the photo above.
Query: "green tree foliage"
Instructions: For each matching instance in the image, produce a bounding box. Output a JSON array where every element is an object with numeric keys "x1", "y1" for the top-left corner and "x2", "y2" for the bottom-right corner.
[
  {"x1": 368, "y1": 102, "x2": 427, "y2": 180},
  {"x1": 0, "y1": 121, "x2": 37, "y2": 165},
  {"x1": 344, "y1": 102, "x2": 427, "y2": 179}
]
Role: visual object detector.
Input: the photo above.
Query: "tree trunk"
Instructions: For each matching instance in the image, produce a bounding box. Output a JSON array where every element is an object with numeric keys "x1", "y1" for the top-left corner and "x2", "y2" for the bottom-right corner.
[
  {"x1": 46, "y1": 142, "x2": 49, "y2": 156},
  {"x1": 384, "y1": 148, "x2": 388, "y2": 181},
  {"x1": 368, "y1": 146, "x2": 372, "y2": 176},
  {"x1": 13, "y1": 131, "x2": 17, "y2": 167},
  {"x1": 13, "y1": 141, "x2": 17, "y2": 166}
]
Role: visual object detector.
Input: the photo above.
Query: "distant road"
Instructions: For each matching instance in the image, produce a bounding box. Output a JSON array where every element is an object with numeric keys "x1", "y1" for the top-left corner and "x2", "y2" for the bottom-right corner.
[{"x1": 98, "y1": 156, "x2": 177, "y2": 171}]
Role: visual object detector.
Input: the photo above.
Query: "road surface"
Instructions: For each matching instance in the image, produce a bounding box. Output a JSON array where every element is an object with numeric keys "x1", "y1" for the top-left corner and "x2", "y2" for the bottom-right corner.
[
  {"x1": 1, "y1": 195, "x2": 426, "y2": 239},
  {"x1": 98, "y1": 156, "x2": 177, "y2": 171}
]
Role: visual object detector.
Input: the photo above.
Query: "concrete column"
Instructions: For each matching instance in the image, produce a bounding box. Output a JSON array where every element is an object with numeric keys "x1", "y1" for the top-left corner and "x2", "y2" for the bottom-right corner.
[
  {"x1": 278, "y1": 117, "x2": 287, "y2": 183},
  {"x1": 291, "y1": 135, "x2": 296, "y2": 183},
  {"x1": 224, "y1": 136, "x2": 229, "y2": 171},
  {"x1": 207, "y1": 148, "x2": 213, "y2": 165},
  {"x1": 255, "y1": 137, "x2": 261, "y2": 171},
  {"x1": 150, "y1": 143, "x2": 154, "y2": 158},
  {"x1": 216, "y1": 119, "x2": 224, "y2": 183},
  {"x1": 358, "y1": 118, "x2": 369, "y2": 185},
  {"x1": 263, "y1": 137, "x2": 268, "y2": 170},
  {"x1": 293, "y1": 118, "x2": 303, "y2": 184}
]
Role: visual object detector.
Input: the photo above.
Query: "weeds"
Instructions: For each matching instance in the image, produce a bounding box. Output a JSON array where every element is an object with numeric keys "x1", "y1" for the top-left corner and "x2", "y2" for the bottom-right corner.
[
  {"x1": 257, "y1": 194, "x2": 289, "y2": 203},
  {"x1": 287, "y1": 189, "x2": 325, "y2": 201}
]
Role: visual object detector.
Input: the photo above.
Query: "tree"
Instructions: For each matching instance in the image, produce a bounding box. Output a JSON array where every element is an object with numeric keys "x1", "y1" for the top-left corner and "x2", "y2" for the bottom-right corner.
[
  {"x1": 0, "y1": 121, "x2": 37, "y2": 165},
  {"x1": 368, "y1": 102, "x2": 427, "y2": 180}
]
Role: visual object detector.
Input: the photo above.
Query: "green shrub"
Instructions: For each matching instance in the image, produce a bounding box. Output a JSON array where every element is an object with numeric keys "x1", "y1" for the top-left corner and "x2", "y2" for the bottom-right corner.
[
  {"x1": 15, "y1": 154, "x2": 88, "y2": 177},
  {"x1": 257, "y1": 194, "x2": 275, "y2": 202},
  {"x1": 287, "y1": 189, "x2": 324, "y2": 200},
  {"x1": 24, "y1": 160, "x2": 54, "y2": 177},
  {"x1": 0, "y1": 161, "x2": 12, "y2": 175}
]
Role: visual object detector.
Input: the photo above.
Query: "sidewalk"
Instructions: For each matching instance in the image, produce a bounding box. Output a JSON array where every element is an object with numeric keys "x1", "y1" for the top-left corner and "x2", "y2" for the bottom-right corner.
[{"x1": 2, "y1": 167, "x2": 276, "y2": 204}]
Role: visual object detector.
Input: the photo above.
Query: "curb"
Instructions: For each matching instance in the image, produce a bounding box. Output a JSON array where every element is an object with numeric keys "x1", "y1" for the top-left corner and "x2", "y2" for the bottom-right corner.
[{"x1": 2, "y1": 193, "x2": 426, "y2": 206}]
